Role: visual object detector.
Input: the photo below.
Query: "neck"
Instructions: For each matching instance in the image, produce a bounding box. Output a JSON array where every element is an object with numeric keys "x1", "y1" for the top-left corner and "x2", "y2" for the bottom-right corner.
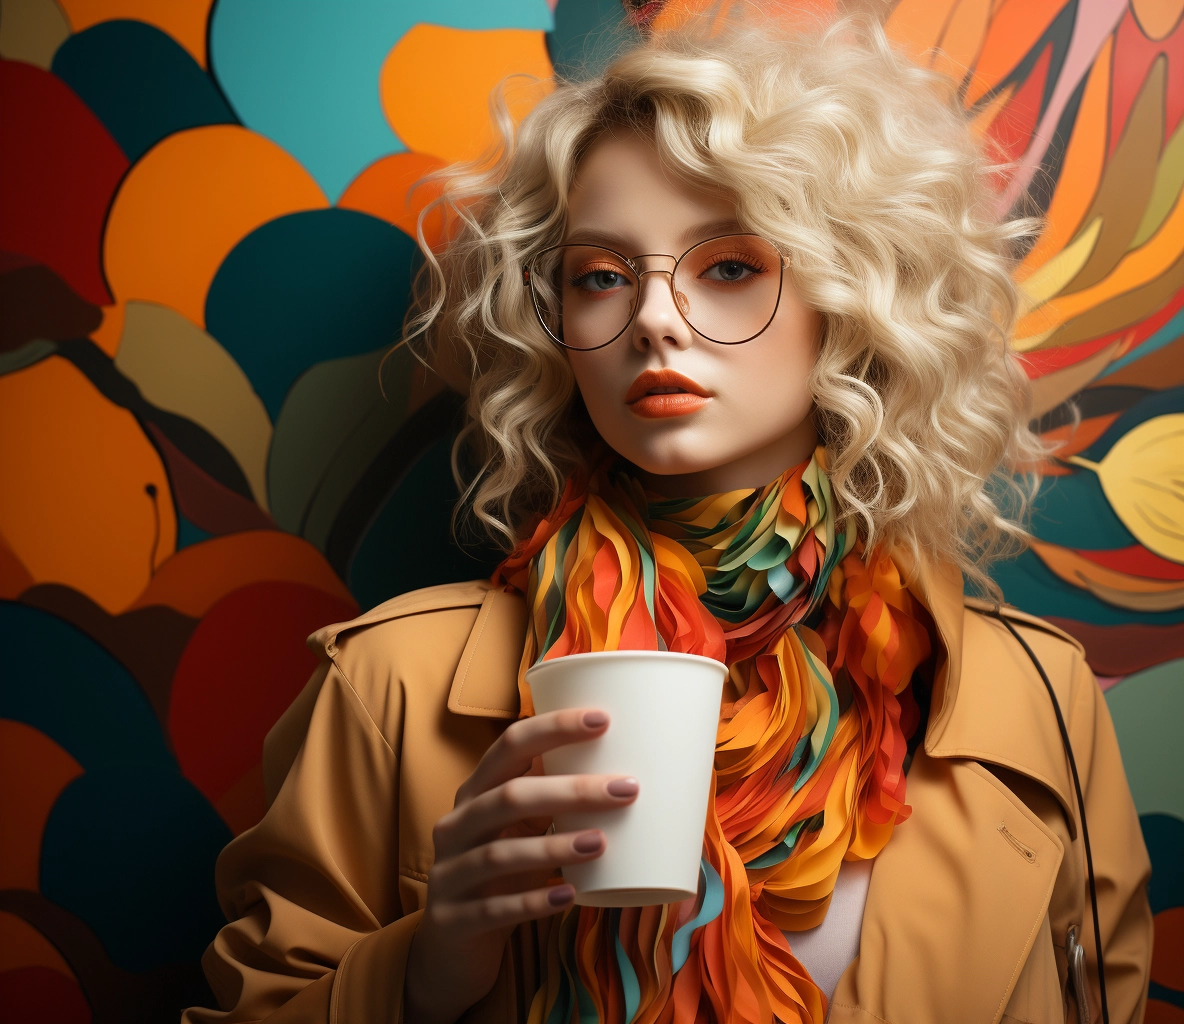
[{"x1": 631, "y1": 417, "x2": 819, "y2": 498}]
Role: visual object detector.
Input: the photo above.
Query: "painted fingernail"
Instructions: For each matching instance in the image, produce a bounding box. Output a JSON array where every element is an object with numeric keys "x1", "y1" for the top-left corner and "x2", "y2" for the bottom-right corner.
[
  {"x1": 606, "y1": 776, "x2": 639, "y2": 798},
  {"x1": 573, "y1": 830, "x2": 604, "y2": 854},
  {"x1": 583, "y1": 710, "x2": 608, "y2": 729},
  {"x1": 548, "y1": 884, "x2": 575, "y2": 906}
]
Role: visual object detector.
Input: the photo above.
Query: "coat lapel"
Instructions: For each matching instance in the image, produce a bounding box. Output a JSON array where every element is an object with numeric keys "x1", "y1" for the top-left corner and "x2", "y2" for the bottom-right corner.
[{"x1": 828, "y1": 560, "x2": 1074, "y2": 1023}]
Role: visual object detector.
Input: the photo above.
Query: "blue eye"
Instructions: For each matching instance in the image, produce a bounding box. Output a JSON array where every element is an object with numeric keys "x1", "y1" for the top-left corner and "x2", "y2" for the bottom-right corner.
[
  {"x1": 573, "y1": 269, "x2": 628, "y2": 292},
  {"x1": 702, "y1": 259, "x2": 760, "y2": 283}
]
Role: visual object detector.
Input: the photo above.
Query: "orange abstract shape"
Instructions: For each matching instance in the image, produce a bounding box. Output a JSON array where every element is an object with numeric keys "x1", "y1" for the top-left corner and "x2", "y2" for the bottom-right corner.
[
  {"x1": 0, "y1": 534, "x2": 34, "y2": 600},
  {"x1": 0, "y1": 357, "x2": 176, "y2": 613},
  {"x1": 130, "y1": 528, "x2": 355, "y2": 619},
  {"x1": 102, "y1": 125, "x2": 327, "y2": 337},
  {"x1": 931, "y1": 0, "x2": 992, "y2": 87},
  {"x1": 338, "y1": 152, "x2": 447, "y2": 251},
  {"x1": 57, "y1": 0, "x2": 213, "y2": 66},
  {"x1": 380, "y1": 25, "x2": 553, "y2": 165},
  {"x1": 0, "y1": 912, "x2": 73, "y2": 977},
  {"x1": 884, "y1": 0, "x2": 956, "y2": 67},
  {"x1": 0, "y1": 721, "x2": 84, "y2": 891},
  {"x1": 1133, "y1": 0, "x2": 1184, "y2": 40},
  {"x1": 1017, "y1": 35, "x2": 1111, "y2": 277},
  {"x1": 1016, "y1": 182, "x2": 1184, "y2": 338},
  {"x1": 964, "y1": 0, "x2": 1068, "y2": 106},
  {"x1": 649, "y1": 0, "x2": 837, "y2": 33}
]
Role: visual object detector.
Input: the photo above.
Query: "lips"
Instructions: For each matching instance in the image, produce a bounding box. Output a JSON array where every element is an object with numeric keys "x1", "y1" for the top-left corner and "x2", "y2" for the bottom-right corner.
[{"x1": 626, "y1": 368, "x2": 712, "y2": 419}]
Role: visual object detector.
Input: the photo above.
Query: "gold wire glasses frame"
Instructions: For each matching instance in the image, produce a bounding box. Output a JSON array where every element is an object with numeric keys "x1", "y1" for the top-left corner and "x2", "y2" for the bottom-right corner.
[{"x1": 522, "y1": 232, "x2": 792, "y2": 351}]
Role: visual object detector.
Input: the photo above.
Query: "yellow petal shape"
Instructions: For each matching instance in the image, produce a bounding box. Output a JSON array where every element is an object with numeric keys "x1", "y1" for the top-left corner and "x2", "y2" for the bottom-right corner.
[
  {"x1": 113, "y1": 302, "x2": 273, "y2": 509},
  {"x1": 380, "y1": 25, "x2": 553, "y2": 165},
  {"x1": 1018, "y1": 216, "x2": 1102, "y2": 317},
  {"x1": 103, "y1": 125, "x2": 327, "y2": 335},
  {"x1": 1070, "y1": 414, "x2": 1184, "y2": 563}
]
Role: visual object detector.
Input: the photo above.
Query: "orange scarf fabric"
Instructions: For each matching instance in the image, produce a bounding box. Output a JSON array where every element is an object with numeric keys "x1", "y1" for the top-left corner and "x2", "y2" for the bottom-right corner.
[{"x1": 495, "y1": 450, "x2": 933, "y2": 1023}]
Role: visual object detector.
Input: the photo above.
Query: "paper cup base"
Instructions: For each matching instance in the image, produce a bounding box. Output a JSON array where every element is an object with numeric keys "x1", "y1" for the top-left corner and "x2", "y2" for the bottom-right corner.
[{"x1": 575, "y1": 886, "x2": 696, "y2": 908}]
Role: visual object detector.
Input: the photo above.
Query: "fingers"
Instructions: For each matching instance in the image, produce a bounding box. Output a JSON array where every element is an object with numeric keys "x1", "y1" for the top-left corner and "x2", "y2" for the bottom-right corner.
[
  {"x1": 431, "y1": 830, "x2": 606, "y2": 901},
  {"x1": 426, "y1": 881, "x2": 578, "y2": 938},
  {"x1": 435, "y1": 773, "x2": 638, "y2": 859},
  {"x1": 458, "y1": 708, "x2": 610, "y2": 803}
]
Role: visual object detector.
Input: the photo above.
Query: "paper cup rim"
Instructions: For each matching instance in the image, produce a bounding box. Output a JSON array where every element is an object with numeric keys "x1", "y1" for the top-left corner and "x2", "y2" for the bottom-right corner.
[{"x1": 525, "y1": 649, "x2": 727, "y2": 683}]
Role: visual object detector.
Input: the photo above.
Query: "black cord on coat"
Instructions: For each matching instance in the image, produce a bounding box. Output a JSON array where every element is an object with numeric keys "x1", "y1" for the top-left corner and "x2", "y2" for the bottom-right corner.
[{"x1": 989, "y1": 610, "x2": 1109, "y2": 1024}]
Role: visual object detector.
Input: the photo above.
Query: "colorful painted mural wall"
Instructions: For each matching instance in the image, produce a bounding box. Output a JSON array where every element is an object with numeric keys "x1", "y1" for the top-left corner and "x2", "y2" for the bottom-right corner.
[{"x1": 0, "y1": 0, "x2": 1180, "y2": 1019}]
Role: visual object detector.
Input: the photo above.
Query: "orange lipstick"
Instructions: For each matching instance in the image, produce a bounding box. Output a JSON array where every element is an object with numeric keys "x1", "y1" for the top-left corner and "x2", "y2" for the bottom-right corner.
[{"x1": 626, "y1": 368, "x2": 712, "y2": 419}]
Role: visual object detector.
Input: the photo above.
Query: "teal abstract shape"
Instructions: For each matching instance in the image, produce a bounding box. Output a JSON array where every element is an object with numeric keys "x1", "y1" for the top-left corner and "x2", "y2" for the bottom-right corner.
[
  {"x1": 1105, "y1": 659, "x2": 1184, "y2": 821},
  {"x1": 348, "y1": 433, "x2": 502, "y2": 610},
  {"x1": 40, "y1": 766, "x2": 231, "y2": 972},
  {"x1": 1140, "y1": 813, "x2": 1184, "y2": 914},
  {"x1": 990, "y1": 551, "x2": 1184, "y2": 626},
  {"x1": 209, "y1": 0, "x2": 554, "y2": 201},
  {"x1": 1077, "y1": 385, "x2": 1184, "y2": 463},
  {"x1": 1101, "y1": 308, "x2": 1184, "y2": 378},
  {"x1": 51, "y1": 20, "x2": 236, "y2": 163},
  {"x1": 0, "y1": 602, "x2": 171, "y2": 770},
  {"x1": 547, "y1": 0, "x2": 639, "y2": 82},
  {"x1": 204, "y1": 209, "x2": 417, "y2": 420},
  {"x1": 1028, "y1": 472, "x2": 1136, "y2": 550}
]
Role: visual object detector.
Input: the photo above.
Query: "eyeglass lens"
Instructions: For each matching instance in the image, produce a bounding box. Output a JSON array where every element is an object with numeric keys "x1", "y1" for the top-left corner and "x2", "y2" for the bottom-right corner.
[{"x1": 529, "y1": 234, "x2": 783, "y2": 349}]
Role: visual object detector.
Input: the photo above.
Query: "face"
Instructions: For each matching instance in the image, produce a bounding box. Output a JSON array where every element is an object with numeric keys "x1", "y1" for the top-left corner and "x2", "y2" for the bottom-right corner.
[{"x1": 560, "y1": 132, "x2": 820, "y2": 497}]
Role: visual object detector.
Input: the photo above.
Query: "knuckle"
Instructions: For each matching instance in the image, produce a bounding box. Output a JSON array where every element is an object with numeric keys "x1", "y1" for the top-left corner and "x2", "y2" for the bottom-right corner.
[
  {"x1": 500, "y1": 777, "x2": 527, "y2": 810},
  {"x1": 480, "y1": 842, "x2": 508, "y2": 871}
]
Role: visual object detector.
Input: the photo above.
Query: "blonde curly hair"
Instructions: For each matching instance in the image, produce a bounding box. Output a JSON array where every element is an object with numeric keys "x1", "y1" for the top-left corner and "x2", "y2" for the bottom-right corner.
[{"x1": 403, "y1": 7, "x2": 1044, "y2": 597}]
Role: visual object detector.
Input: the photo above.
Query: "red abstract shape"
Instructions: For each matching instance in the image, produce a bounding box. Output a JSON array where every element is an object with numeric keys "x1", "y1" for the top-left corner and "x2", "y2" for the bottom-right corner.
[
  {"x1": 1046, "y1": 617, "x2": 1184, "y2": 676},
  {"x1": 1110, "y1": 7, "x2": 1184, "y2": 160},
  {"x1": 167, "y1": 580, "x2": 358, "y2": 812},
  {"x1": 0, "y1": 966, "x2": 90, "y2": 1024},
  {"x1": 1153, "y1": 907, "x2": 1184, "y2": 990},
  {"x1": 986, "y1": 43, "x2": 1051, "y2": 170},
  {"x1": 0, "y1": 61, "x2": 128, "y2": 306},
  {"x1": 1074, "y1": 545, "x2": 1184, "y2": 581}
]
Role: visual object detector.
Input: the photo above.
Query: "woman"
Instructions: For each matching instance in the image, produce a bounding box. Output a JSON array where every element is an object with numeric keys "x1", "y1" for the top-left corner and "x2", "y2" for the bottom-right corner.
[{"x1": 184, "y1": 11, "x2": 1152, "y2": 1024}]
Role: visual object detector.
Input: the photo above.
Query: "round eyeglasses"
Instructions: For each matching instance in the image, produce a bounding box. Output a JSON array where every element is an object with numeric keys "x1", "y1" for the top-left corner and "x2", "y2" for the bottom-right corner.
[{"x1": 522, "y1": 233, "x2": 790, "y2": 351}]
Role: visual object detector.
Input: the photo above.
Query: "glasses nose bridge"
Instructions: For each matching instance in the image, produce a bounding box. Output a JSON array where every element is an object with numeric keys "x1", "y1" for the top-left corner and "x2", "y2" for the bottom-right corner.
[{"x1": 630, "y1": 252, "x2": 679, "y2": 277}]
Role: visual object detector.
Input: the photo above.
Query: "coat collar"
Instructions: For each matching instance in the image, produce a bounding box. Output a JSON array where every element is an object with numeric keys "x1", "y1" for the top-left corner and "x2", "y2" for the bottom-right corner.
[{"x1": 447, "y1": 559, "x2": 1078, "y2": 826}]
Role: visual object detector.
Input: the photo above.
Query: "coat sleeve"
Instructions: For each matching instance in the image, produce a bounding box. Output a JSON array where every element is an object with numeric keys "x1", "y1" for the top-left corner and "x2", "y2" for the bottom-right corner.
[
  {"x1": 181, "y1": 657, "x2": 421, "y2": 1024},
  {"x1": 1070, "y1": 650, "x2": 1153, "y2": 1024}
]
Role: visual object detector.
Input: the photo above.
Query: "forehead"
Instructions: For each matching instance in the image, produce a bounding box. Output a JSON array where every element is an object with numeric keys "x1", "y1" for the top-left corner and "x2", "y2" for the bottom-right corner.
[{"x1": 564, "y1": 131, "x2": 738, "y2": 251}]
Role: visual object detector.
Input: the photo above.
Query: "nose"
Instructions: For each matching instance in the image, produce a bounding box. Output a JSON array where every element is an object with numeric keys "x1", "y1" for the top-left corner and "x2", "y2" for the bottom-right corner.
[{"x1": 629, "y1": 270, "x2": 695, "y2": 353}]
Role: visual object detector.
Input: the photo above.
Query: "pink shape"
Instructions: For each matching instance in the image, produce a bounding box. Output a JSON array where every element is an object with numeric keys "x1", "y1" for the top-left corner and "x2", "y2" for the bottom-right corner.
[{"x1": 997, "y1": 0, "x2": 1129, "y2": 214}]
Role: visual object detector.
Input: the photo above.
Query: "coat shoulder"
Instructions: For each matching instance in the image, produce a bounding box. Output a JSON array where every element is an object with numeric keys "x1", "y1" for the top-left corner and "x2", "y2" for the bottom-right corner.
[
  {"x1": 306, "y1": 579, "x2": 497, "y2": 659},
  {"x1": 961, "y1": 596, "x2": 1085, "y2": 658}
]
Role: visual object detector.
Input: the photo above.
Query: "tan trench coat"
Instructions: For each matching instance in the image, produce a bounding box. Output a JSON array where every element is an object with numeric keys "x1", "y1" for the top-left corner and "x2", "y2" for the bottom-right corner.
[{"x1": 183, "y1": 560, "x2": 1153, "y2": 1024}]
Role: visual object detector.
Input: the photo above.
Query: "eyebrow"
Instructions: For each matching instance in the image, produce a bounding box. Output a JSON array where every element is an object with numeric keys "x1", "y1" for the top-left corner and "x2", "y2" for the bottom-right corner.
[{"x1": 561, "y1": 218, "x2": 744, "y2": 251}]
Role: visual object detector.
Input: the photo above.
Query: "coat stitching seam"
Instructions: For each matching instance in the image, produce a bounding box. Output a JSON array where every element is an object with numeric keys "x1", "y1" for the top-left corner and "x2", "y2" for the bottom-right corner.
[
  {"x1": 828, "y1": 1003, "x2": 892, "y2": 1024},
  {"x1": 326, "y1": 657, "x2": 397, "y2": 757}
]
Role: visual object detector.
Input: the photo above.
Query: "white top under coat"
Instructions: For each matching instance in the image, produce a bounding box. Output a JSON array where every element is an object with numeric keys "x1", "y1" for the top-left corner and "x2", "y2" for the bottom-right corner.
[{"x1": 783, "y1": 857, "x2": 874, "y2": 1004}]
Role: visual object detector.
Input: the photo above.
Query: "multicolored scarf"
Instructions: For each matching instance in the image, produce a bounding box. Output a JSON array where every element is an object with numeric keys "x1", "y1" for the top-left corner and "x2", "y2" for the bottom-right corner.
[{"x1": 495, "y1": 449, "x2": 934, "y2": 1024}]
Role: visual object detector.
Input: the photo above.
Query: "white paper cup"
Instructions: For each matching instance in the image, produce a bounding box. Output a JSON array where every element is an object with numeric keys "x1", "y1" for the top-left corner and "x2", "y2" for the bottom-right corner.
[{"x1": 526, "y1": 650, "x2": 726, "y2": 907}]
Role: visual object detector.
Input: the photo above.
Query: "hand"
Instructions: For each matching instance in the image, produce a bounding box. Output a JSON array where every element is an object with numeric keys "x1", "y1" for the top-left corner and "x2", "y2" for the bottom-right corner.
[{"x1": 403, "y1": 708, "x2": 639, "y2": 1023}]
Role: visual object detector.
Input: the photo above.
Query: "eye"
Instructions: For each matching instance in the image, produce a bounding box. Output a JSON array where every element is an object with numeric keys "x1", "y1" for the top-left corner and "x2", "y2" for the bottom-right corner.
[
  {"x1": 701, "y1": 256, "x2": 764, "y2": 283},
  {"x1": 570, "y1": 263, "x2": 630, "y2": 292}
]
